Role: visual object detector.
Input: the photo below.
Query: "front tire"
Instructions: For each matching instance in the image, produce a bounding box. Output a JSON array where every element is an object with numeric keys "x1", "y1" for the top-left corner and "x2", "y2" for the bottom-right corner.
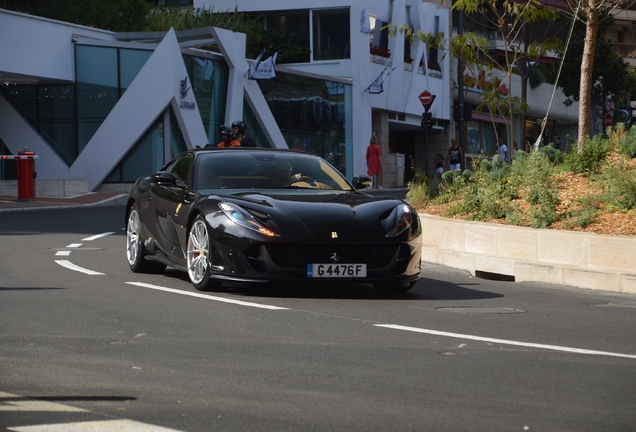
[
  {"x1": 126, "y1": 203, "x2": 166, "y2": 274},
  {"x1": 187, "y1": 215, "x2": 222, "y2": 291}
]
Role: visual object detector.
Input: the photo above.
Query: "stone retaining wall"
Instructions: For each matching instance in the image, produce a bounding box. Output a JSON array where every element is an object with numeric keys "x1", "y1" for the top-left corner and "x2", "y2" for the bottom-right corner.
[{"x1": 419, "y1": 214, "x2": 636, "y2": 294}]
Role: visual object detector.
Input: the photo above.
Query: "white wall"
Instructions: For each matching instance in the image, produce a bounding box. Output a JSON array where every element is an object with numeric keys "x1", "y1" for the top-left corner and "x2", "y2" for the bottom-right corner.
[
  {"x1": 0, "y1": 9, "x2": 115, "y2": 83},
  {"x1": 205, "y1": 1, "x2": 453, "y2": 176}
]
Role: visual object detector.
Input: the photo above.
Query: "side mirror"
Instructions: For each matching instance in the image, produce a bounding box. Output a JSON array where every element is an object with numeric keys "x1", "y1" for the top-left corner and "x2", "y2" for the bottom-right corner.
[
  {"x1": 151, "y1": 171, "x2": 178, "y2": 187},
  {"x1": 352, "y1": 175, "x2": 372, "y2": 190}
]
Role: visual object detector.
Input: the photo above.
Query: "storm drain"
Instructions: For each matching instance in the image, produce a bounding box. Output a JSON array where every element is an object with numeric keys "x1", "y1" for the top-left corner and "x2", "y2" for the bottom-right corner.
[
  {"x1": 474, "y1": 270, "x2": 515, "y2": 282},
  {"x1": 436, "y1": 306, "x2": 525, "y2": 314}
]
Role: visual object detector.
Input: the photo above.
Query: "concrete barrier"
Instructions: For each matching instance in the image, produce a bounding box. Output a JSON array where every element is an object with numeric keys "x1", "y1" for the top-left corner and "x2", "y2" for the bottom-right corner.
[{"x1": 419, "y1": 214, "x2": 636, "y2": 294}]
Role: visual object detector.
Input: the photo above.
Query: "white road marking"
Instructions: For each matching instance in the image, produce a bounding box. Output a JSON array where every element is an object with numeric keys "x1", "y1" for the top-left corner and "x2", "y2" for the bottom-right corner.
[
  {"x1": 65, "y1": 243, "x2": 82, "y2": 248},
  {"x1": 82, "y1": 232, "x2": 115, "y2": 241},
  {"x1": 0, "y1": 396, "x2": 87, "y2": 413},
  {"x1": 55, "y1": 260, "x2": 104, "y2": 276},
  {"x1": 55, "y1": 251, "x2": 72, "y2": 256},
  {"x1": 126, "y1": 282, "x2": 288, "y2": 310},
  {"x1": 374, "y1": 324, "x2": 636, "y2": 360},
  {"x1": 0, "y1": 393, "x2": 182, "y2": 431},
  {"x1": 8, "y1": 420, "x2": 182, "y2": 431}
]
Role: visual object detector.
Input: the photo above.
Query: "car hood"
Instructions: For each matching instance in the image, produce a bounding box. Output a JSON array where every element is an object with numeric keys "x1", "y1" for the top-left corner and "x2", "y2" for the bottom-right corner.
[{"x1": 216, "y1": 191, "x2": 409, "y2": 241}]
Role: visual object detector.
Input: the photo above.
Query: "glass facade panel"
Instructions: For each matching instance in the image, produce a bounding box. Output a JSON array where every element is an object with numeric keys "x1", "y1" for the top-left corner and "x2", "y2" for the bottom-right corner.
[
  {"x1": 466, "y1": 120, "x2": 496, "y2": 156},
  {"x1": 76, "y1": 45, "x2": 118, "y2": 152},
  {"x1": 0, "y1": 85, "x2": 36, "y2": 125},
  {"x1": 258, "y1": 73, "x2": 351, "y2": 176},
  {"x1": 0, "y1": 139, "x2": 17, "y2": 180},
  {"x1": 261, "y1": 12, "x2": 311, "y2": 63},
  {"x1": 106, "y1": 115, "x2": 165, "y2": 183},
  {"x1": 312, "y1": 9, "x2": 350, "y2": 60},
  {"x1": 120, "y1": 49, "x2": 152, "y2": 91},
  {"x1": 39, "y1": 85, "x2": 76, "y2": 164},
  {"x1": 185, "y1": 55, "x2": 229, "y2": 144},
  {"x1": 170, "y1": 109, "x2": 188, "y2": 158},
  {"x1": 242, "y1": 97, "x2": 268, "y2": 148}
]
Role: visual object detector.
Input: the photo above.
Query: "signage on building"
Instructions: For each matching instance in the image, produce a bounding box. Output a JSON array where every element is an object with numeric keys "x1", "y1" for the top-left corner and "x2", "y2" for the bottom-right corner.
[
  {"x1": 178, "y1": 76, "x2": 196, "y2": 110},
  {"x1": 248, "y1": 50, "x2": 278, "y2": 80},
  {"x1": 360, "y1": 8, "x2": 370, "y2": 34},
  {"x1": 368, "y1": 67, "x2": 396, "y2": 94}
]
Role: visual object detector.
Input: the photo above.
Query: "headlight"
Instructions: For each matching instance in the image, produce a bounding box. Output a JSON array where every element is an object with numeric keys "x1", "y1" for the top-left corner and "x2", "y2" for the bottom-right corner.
[
  {"x1": 219, "y1": 202, "x2": 279, "y2": 237},
  {"x1": 386, "y1": 204, "x2": 414, "y2": 237}
]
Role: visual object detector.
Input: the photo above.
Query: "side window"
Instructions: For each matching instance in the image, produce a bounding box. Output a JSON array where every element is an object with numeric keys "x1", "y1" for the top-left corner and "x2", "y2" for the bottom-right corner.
[{"x1": 168, "y1": 153, "x2": 193, "y2": 185}]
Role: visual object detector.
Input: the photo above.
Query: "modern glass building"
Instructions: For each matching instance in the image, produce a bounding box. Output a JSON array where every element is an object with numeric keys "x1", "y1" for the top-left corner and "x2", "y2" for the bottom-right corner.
[{"x1": 0, "y1": 8, "x2": 353, "y2": 191}]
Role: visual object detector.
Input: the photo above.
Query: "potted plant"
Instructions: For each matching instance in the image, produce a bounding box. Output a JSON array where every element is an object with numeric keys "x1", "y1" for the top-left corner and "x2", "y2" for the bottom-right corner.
[{"x1": 370, "y1": 44, "x2": 392, "y2": 66}]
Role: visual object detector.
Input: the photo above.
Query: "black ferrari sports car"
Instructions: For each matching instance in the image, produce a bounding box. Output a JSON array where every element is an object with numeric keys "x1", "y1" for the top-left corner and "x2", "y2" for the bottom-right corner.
[{"x1": 125, "y1": 148, "x2": 422, "y2": 293}]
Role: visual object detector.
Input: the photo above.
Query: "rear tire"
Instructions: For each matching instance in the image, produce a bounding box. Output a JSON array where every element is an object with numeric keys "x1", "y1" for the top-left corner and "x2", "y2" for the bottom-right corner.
[
  {"x1": 187, "y1": 215, "x2": 222, "y2": 291},
  {"x1": 126, "y1": 203, "x2": 166, "y2": 274}
]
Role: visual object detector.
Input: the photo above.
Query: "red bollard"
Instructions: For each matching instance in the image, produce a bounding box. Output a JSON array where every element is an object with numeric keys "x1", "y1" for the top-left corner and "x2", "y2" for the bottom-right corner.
[{"x1": 16, "y1": 149, "x2": 36, "y2": 201}]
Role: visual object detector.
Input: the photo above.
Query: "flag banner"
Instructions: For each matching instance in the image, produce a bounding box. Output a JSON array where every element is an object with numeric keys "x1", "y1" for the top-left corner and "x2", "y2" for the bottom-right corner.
[
  {"x1": 249, "y1": 51, "x2": 278, "y2": 80},
  {"x1": 368, "y1": 67, "x2": 396, "y2": 94}
]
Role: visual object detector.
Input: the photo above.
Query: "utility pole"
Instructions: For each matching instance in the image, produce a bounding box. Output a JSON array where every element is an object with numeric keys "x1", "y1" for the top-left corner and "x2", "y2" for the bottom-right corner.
[
  {"x1": 420, "y1": 91, "x2": 436, "y2": 178},
  {"x1": 457, "y1": 9, "x2": 466, "y2": 169}
]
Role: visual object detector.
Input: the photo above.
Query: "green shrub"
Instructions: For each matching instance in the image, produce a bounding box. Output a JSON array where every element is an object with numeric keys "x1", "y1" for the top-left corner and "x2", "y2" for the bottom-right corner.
[
  {"x1": 563, "y1": 207, "x2": 597, "y2": 228},
  {"x1": 406, "y1": 156, "x2": 429, "y2": 208},
  {"x1": 406, "y1": 180, "x2": 428, "y2": 209},
  {"x1": 565, "y1": 134, "x2": 610, "y2": 174},
  {"x1": 538, "y1": 144, "x2": 563, "y2": 164},
  {"x1": 620, "y1": 126, "x2": 636, "y2": 158},
  {"x1": 598, "y1": 162, "x2": 636, "y2": 211}
]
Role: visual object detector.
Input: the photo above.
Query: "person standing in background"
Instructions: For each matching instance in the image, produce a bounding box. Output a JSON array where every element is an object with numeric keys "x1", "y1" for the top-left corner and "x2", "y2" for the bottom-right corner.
[
  {"x1": 446, "y1": 139, "x2": 463, "y2": 171},
  {"x1": 366, "y1": 135, "x2": 381, "y2": 189},
  {"x1": 498, "y1": 138, "x2": 508, "y2": 162},
  {"x1": 217, "y1": 126, "x2": 241, "y2": 147},
  {"x1": 232, "y1": 120, "x2": 255, "y2": 147},
  {"x1": 434, "y1": 153, "x2": 444, "y2": 180}
]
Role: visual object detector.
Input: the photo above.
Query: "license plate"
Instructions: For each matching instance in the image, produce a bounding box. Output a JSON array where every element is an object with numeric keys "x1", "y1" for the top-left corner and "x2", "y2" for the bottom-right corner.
[{"x1": 307, "y1": 263, "x2": 367, "y2": 278}]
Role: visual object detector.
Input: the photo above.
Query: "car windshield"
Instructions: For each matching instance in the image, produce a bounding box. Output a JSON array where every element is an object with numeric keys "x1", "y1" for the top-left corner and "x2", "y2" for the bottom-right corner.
[{"x1": 194, "y1": 150, "x2": 353, "y2": 191}]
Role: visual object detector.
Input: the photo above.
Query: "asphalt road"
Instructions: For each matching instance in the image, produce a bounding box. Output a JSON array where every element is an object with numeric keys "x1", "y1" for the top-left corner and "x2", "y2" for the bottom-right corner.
[{"x1": 1, "y1": 205, "x2": 635, "y2": 431}]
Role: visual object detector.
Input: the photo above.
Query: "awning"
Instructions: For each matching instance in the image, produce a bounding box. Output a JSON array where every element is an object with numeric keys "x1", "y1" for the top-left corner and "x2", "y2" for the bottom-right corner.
[{"x1": 471, "y1": 111, "x2": 511, "y2": 125}]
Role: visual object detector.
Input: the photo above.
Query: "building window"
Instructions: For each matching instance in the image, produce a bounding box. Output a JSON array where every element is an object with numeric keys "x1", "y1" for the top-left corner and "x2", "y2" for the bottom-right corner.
[
  {"x1": 369, "y1": 16, "x2": 390, "y2": 58},
  {"x1": 183, "y1": 55, "x2": 229, "y2": 144},
  {"x1": 40, "y1": 85, "x2": 76, "y2": 165},
  {"x1": 258, "y1": 73, "x2": 352, "y2": 176},
  {"x1": 76, "y1": 45, "x2": 118, "y2": 153},
  {"x1": 466, "y1": 120, "x2": 496, "y2": 156},
  {"x1": 312, "y1": 8, "x2": 350, "y2": 60},
  {"x1": 253, "y1": 12, "x2": 311, "y2": 64}
]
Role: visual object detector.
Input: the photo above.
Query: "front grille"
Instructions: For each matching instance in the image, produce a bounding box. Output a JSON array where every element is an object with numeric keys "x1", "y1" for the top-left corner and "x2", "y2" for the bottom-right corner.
[{"x1": 262, "y1": 243, "x2": 403, "y2": 269}]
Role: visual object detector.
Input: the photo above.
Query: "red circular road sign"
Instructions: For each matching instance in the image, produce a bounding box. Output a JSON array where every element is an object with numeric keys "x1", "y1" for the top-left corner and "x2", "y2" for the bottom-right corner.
[
  {"x1": 604, "y1": 113, "x2": 613, "y2": 127},
  {"x1": 419, "y1": 91, "x2": 433, "y2": 105}
]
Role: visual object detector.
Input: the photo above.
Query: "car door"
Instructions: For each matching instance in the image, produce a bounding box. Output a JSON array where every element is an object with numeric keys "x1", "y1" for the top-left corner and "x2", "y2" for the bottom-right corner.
[{"x1": 149, "y1": 153, "x2": 194, "y2": 266}]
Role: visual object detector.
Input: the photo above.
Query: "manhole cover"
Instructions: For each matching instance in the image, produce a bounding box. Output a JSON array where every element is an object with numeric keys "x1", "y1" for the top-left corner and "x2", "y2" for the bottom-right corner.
[{"x1": 436, "y1": 307, "x2": 525, "y2": 314}]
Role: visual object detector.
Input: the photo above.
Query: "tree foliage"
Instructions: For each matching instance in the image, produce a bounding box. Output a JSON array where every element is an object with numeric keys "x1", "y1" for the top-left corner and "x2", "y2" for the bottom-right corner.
[
  {"x1": 2, "y1": 0, "x2": 150, "y2": 32},
  {"x1": 561, "y1": 0, "x2": 636, "y2": 150},
  {"x1": 550, "y1": 16, "x2": 636, "y2": 109},
  {"x1": 451, "y1": 0, "x2": 562, "y2": 150}
]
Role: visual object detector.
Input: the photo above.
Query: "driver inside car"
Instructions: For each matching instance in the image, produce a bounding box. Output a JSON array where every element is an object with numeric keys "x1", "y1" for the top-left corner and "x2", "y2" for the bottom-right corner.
[{"x1": 267, "y1": 161, "x2": 294, "y2": 187}]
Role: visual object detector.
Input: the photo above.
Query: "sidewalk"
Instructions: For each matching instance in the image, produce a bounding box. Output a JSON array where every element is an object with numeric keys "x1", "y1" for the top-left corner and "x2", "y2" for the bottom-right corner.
[{"x1": 0, "y1": 192, "x2": 127, "y2": 212}]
